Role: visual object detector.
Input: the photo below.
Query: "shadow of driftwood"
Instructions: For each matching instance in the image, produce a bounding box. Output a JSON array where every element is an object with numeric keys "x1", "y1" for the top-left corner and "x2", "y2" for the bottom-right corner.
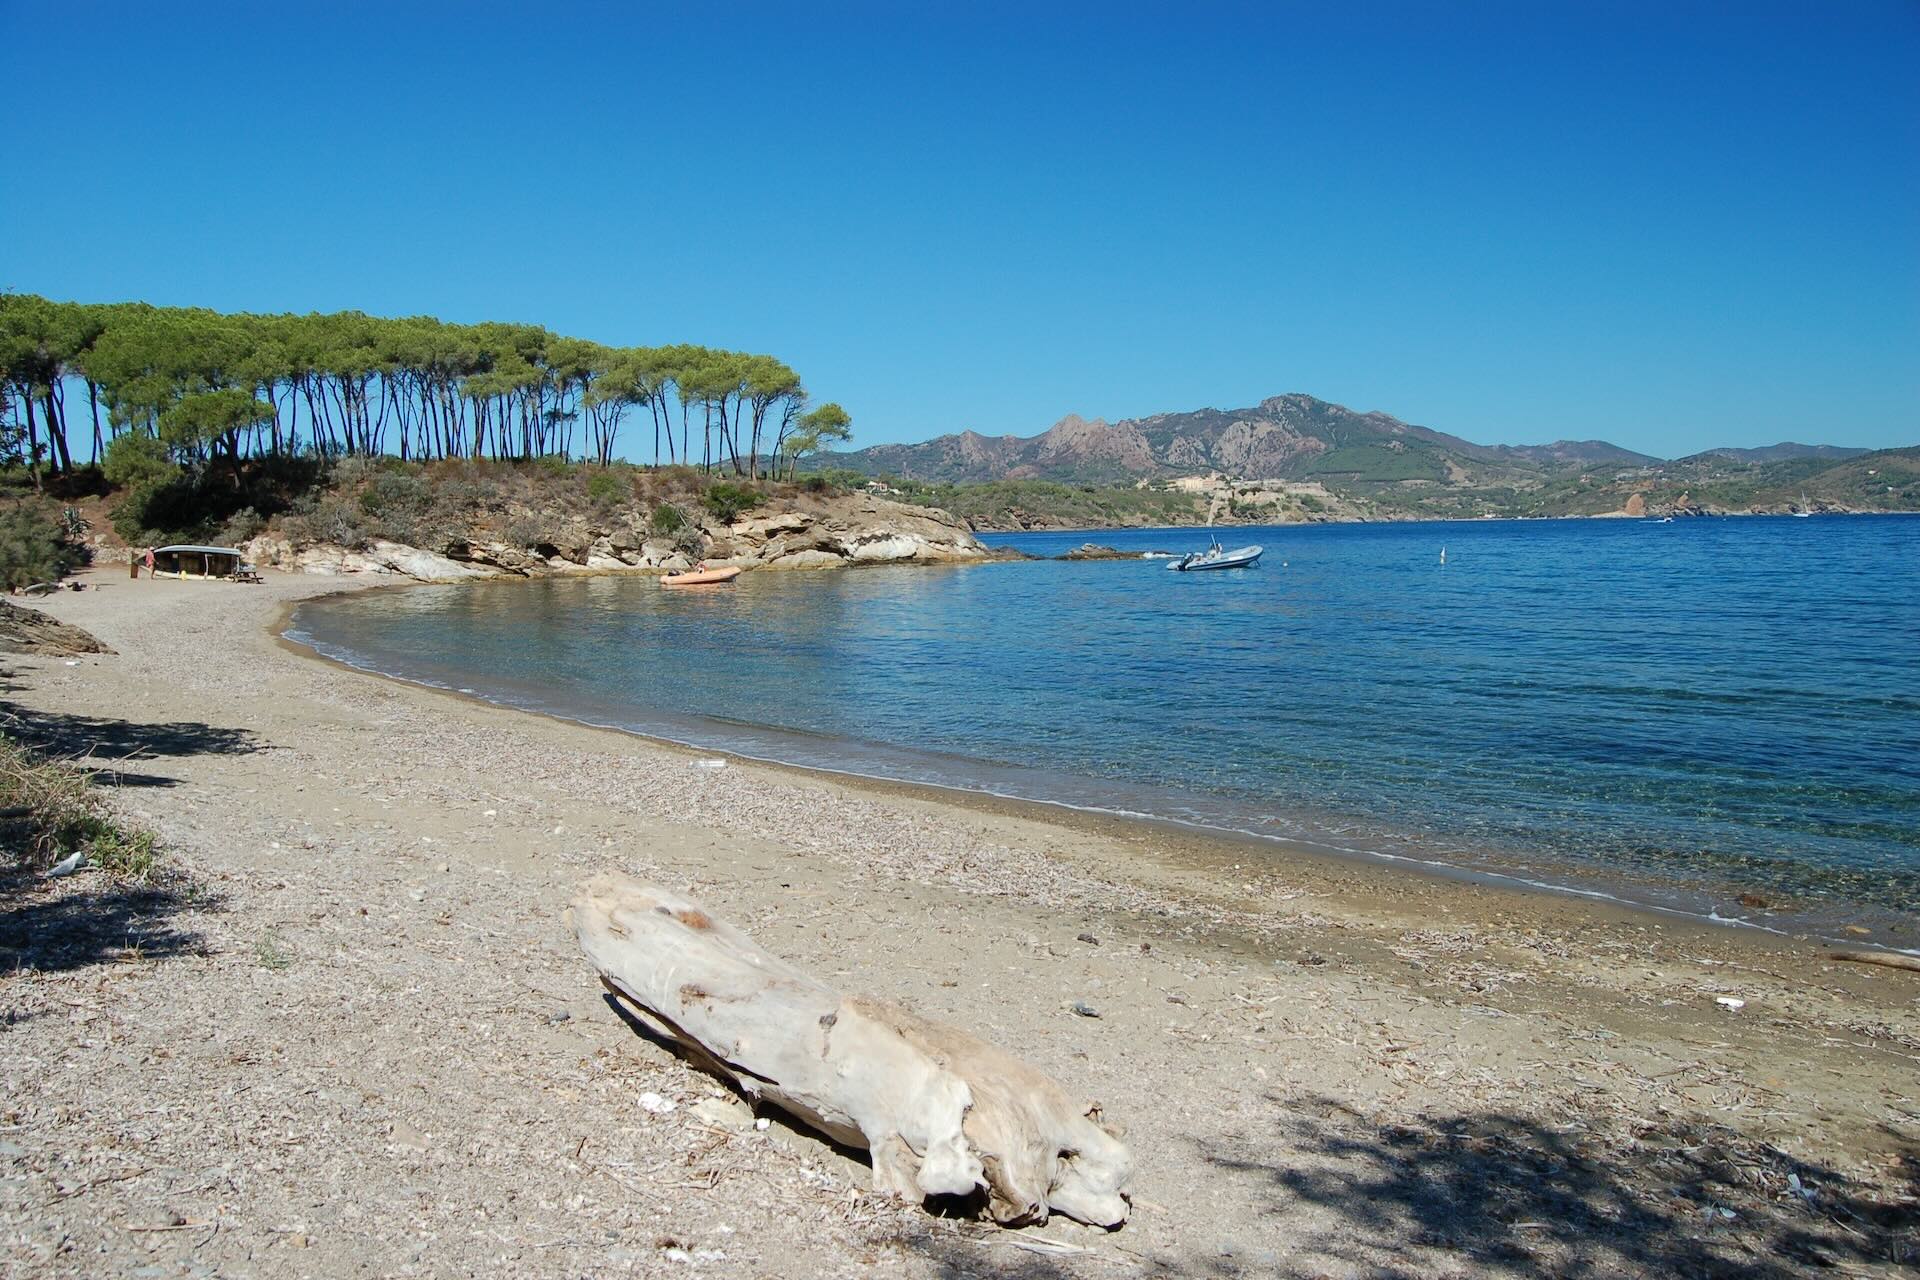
[
  {"x1": 915, "y1": 1239, "x2": 1088, "y2": 1279},
  {"x1": 598, "y1": 989, "x2": 881, "y2": 1172},
  {"x1": 1196, "y1": 1093, "x2": 1915, "y2": 1278},
  {"x1": 0, "y1": 868, "x2": 216, "y2": 975},
  {"x1": 0, "y1": 701, "x2": 261, "y2": 786}
]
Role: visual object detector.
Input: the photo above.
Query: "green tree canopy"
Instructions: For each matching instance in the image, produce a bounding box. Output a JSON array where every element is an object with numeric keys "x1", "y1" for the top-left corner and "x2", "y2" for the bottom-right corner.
[{"x1": 1, "y1": 294, "x2": 846, "y2": 475}]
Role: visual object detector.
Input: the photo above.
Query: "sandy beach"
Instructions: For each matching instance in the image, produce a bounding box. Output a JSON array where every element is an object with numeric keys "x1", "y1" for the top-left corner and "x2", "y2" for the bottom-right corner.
[{"x1": 3, "y1": 567, "x2": 1915, "y2": 1278}]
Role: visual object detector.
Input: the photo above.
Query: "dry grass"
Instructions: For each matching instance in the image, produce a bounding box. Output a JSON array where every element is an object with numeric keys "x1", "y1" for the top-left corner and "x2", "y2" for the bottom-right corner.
[{"x1": 0, "y1": 731, "x2": 160, "y2": 878}]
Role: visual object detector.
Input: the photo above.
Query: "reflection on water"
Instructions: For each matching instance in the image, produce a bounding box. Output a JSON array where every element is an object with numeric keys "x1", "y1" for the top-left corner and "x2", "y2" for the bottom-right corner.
[{"x1": 291, "y1": 516, "x2": 1920, "y2": 928}]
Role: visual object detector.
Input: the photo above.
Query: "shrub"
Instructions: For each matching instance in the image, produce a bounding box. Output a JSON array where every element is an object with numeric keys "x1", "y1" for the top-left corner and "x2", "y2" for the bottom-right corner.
[
  {"x1": 110, "y1": 474, "x2": 225, "y2": 546},
  {"x1": 219, "y1": 507, "x2": 267, "y2": 545},
  {"x1": 811, "y1": 468, "x2": 867, "y2": 492},
  {"x1": 109, "y1": 487, "x2": 156, "y2": 545},
  {"x1": 282, "y1": 494, "x2": 370, "y2": 548},
  {"x1": 671, "y1": 525, "x2": 706, "y2": 558},
  {"x1": 329, "y1": 455, "x2": 381, "y2": 489},
  {"x1": 357, "y1": 469, "x2": 433, "y2": 542},
  {"x1": 650, "y1": 503, "x2": 687, "y2": 535},
  {"x1": 108, "y1": 453, "x2": 324, "y2": 547},
  {"x1": 701, "y1": 481, "x2": 760, "y2": 525},
  {"x1": 101, "y1": 432, "x2": 180, "y2": 491},
  {"x1": 0, "y1": 501, "x2": 81, "y2": 589},
  {"x1": 503, "y1": 513, "x2": 558, "y2": 552},
  {"x1": 586, "y1": 469, "x2": 626, "y2": 505}
]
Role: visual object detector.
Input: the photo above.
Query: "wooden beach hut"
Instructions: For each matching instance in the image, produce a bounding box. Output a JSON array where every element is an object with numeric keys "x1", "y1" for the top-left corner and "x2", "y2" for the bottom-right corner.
[{"x1": 148, "y1": 545, "x2": 258, "y2": 582}]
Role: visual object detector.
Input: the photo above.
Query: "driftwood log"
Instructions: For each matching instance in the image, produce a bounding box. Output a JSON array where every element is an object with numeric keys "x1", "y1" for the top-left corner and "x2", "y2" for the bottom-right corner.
[
  {"x1": 569, "y1": 871, "x2": 1132, "y2": 1227},
  {"x1": 1829, "y1": 949, "x2": 1920, "y2": 974}
]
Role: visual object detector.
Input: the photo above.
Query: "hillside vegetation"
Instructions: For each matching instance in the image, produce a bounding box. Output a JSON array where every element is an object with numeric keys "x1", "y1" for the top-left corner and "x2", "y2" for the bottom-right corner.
[
  {"x1": 854, "y1": 476, "x2": 1200, "y2": 530},
  {"x1": 0, "y1": 291, "x2": 875, "y2": 578},
  {"x1": 828, "y1": 446, "x2": 1920, "y2": 531}
]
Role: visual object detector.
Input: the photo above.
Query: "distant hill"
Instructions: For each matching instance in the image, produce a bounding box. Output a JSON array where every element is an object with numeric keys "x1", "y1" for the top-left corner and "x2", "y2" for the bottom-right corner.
[
  {"x1": 1495, "y1": 440, "x2": 1661, "y2": 467},
  {"x1": 812, "y1": 393, "x2": 1917, "y2": 526},
  {"x1": 819, "y1": 394, "x2": 1578, "y2": 487},
  {"x1": 1685, "y1": 442, "x2": 1871, "y2": 464}
]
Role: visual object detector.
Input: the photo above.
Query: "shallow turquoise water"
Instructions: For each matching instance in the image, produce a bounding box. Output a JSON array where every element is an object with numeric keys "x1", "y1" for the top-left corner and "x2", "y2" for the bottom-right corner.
[{"x1": 290, "y1": 516, "x2": 1920, "y2": 928}]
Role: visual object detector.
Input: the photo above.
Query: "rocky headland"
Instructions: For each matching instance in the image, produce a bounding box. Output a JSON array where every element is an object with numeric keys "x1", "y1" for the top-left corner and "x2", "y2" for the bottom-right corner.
[{"x1": 239, "y1": 491, "x2": 989, "y2": 583}]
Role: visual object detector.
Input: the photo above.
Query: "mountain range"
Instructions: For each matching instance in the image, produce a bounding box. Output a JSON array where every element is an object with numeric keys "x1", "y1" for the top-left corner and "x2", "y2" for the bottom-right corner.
[
  {"x1": 811, "y1": 394, "x2": 1914, "y2": 523},
  {"x1": 818, "y1": 393, "x2": 1868, "y2": 485}
]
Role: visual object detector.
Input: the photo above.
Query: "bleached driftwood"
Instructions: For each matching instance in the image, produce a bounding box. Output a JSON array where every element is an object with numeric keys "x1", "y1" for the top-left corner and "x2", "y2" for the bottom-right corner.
[
  {"x1": 1829, "y1": 949, "x2": 1920, "y2": 974},
  {"x1": 569, "y1": 871, "x2": 1132, "y2": 1227}
]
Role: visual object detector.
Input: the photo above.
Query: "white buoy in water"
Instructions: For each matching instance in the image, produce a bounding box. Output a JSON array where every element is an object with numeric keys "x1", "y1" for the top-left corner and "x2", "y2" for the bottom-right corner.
[{"x1": 1440, "y1": 546, "x2": 1447, "y2": 565}]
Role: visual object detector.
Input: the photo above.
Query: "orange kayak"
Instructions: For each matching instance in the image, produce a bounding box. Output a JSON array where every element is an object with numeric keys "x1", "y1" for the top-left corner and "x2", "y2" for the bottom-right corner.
[{"x1": 661, "y1": 564, "x2": 743, "y2": 587}]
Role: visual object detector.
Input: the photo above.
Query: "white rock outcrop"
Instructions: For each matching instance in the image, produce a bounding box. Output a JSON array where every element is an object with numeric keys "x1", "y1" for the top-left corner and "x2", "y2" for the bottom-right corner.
[
  {"x1": 728, "y1": 497, "x2": 988, "y2": 569},
  {"x1": 244, "y1": 493, "x2": 987, "y2": 582},
  {"x1": 243, "y1": 535, "x2": 500, "y2": 581},
  {"x1": 366, "y1": 541, "x2": 499, "y2": 581}
]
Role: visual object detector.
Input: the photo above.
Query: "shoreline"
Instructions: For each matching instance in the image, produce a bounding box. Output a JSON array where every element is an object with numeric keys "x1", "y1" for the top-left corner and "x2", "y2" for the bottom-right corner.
[
  {"x1": 281, "y1": 577, "x2": 1916, "y2": 957},
  {"x1": 962, "y1": 509, "x2": 1920, "y2": 534},
  {"x1": 7, "y1": 568, "x2": 1916, "y2": 1278}
]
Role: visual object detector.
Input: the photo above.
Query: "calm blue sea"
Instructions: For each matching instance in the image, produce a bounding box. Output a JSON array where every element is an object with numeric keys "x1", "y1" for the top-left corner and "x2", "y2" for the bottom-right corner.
[{"x1": 289, "y1": 517, "x2": 1920, "y2": 934}]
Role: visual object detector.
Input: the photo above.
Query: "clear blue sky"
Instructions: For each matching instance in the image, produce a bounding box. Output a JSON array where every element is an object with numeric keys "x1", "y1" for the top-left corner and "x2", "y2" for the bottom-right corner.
[{"x1": 4, "y1": 1, "x2": 1915, "y2": 457}]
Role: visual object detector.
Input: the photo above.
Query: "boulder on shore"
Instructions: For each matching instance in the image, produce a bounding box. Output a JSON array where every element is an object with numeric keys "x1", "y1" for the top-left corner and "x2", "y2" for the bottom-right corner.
[{"x1": 1060, "y1": 543, "x2": 1152, "y2": 561}]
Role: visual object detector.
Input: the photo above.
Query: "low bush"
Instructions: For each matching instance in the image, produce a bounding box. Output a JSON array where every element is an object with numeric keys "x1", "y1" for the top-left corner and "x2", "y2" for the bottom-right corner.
[
  {"x1": 218, "y1": 506, "x2": 268, "y2": 545},
  {"x1": 357, "y1": 469, "x2": 434, "y2": 542},
  {"x1": 281, "y1": 493, "x2": 370, "y2": 548},
  {"x1": 503, "y1": 513, "x2": 559, "y2": 552},
  {"x1": 821, "y1": 468, "x2": 869, "y2": 489},
  {"x1": 701, "y1": 481, "x2": 761, "y2": 524},
  {"x1": 0, "y1": 500, "x2": 82, "y2": 589},
  {"x1": 586, "y1": 469, "x2": 627, "y2": 506}
]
